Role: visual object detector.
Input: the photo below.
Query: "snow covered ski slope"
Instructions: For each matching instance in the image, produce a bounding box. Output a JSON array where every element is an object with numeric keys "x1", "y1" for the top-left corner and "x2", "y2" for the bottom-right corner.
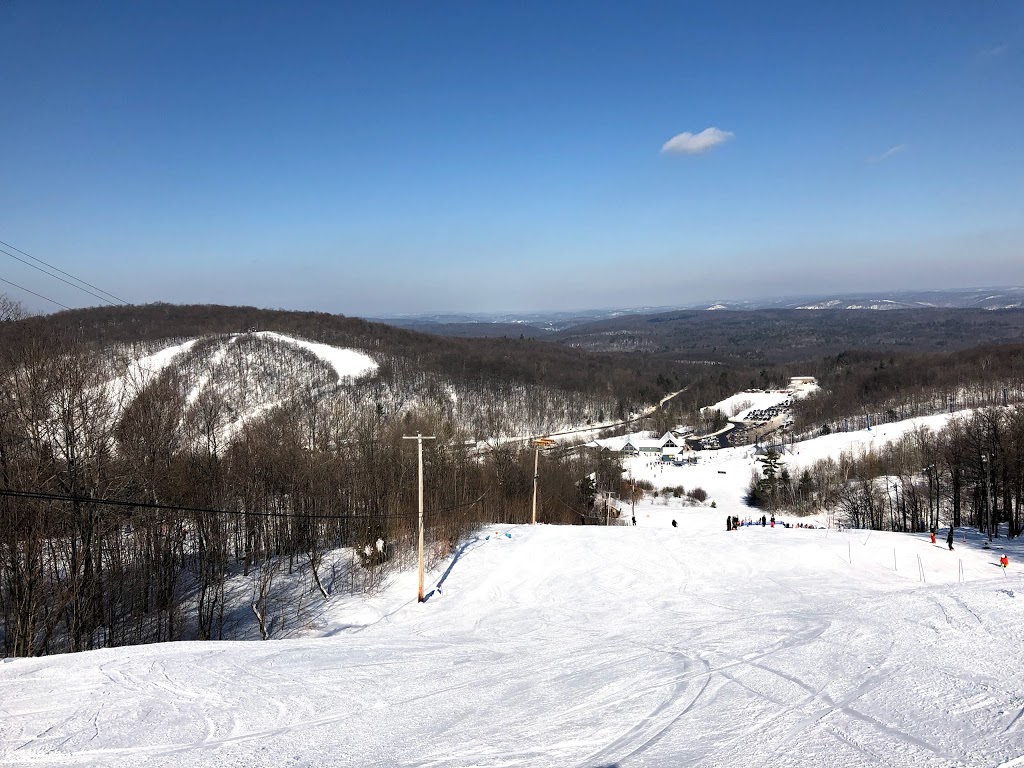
[{"x1": 3, "y1": 507, "x2": 1024, "y2": 767}]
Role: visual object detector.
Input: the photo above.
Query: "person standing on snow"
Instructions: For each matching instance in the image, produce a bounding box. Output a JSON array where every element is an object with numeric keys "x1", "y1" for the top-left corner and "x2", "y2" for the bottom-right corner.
[{"x1": 947, "y1": 528, "x2": 955, "y2": 551}]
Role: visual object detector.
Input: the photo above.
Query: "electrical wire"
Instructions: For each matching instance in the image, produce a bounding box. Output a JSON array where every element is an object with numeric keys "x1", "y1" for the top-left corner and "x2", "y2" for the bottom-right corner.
[
  {"x1": 0, "y1": 246, "x2": 121, "y2": 306},
  {"x1": 0, "y1": 275, "x2": 71, "y2": 310},
  {"x1": 0, "y1": 487, "x2": 489, "y2": 521},
  {"x1": 0, "y1": 239, "x2": 129, "y2": 305}
]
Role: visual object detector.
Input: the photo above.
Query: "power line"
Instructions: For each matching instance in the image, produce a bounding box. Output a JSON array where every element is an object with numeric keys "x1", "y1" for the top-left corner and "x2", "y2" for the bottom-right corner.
[
  {"x1": 0, "y1": 238, "x2": 129, "y2": 305},
  {"x1": 0, "y1": 487, "x2": 489, "y2": 522},
  {"x1": 0, "y1": 245, "x2": 121, "y2": 306},
  {"x1": 0, "y1": 275, "x2": 71, "y2": 310}
]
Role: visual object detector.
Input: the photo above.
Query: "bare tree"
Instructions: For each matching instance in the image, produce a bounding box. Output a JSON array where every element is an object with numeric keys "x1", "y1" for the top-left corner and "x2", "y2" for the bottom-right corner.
[{"x1": 0, "y1": 294, "x2": 29, "y2": 323}]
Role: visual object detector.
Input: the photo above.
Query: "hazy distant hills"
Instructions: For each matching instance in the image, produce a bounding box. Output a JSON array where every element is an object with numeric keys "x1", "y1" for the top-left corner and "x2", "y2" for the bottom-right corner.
[
  {"x1": 374, "y1": 287, "x2": 1024, "y2": 335},
  {"x1": 373, "y1": 288, "x2": 1024, "y2": 364},
  {"x1": 550, "y1": 307, "x2": 1024, "y2": 363},
  {"x1": 375, "y1": 307, "x2": 674, "y2": 334},
  {"x1": 782, "y1": 287, "x2": 1024, "y2": 311}
]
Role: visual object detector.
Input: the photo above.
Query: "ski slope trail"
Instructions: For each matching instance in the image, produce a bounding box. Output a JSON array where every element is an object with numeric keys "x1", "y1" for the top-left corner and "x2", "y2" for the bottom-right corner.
[{"x1": 3, "y1": 514, "x2": 1024, "y2": 767}]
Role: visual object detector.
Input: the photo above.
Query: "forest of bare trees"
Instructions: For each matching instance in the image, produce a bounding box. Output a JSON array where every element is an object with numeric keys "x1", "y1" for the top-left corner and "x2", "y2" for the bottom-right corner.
[
  {"x1": 0, "y1": 322, "x2": 625, "y2": 657},
  {"x1": 792, "y1": 346, "x2": 1024, "y2": 436},
  {"x1": 750, "y1": 406, "x2": 1024, "y2": 538}
]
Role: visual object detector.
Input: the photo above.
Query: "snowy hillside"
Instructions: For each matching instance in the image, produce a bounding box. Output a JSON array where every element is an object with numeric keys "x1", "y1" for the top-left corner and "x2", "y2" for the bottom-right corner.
[
  {"x1": 622, "y1": 411, "x2": 967, "y2": 509},
  {"x1": 101, "y1": 330, "x2": 625, "y2": 443},
  {"x1": 103, "y1": 331, "x2": 380, "y2": 444},
  {"x1": 4, "y1": 451, "x2": 1024, "y2": 765}
]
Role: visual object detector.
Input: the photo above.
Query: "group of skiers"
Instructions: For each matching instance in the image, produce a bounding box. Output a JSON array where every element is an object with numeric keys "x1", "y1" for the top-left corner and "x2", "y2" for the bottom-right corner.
[{"x1": 728, "y1": 514, "x2": 782, "y2": 530}]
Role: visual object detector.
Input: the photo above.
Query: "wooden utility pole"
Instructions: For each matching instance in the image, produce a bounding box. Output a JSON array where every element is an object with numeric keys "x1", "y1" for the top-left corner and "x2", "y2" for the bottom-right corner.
[
  {"x1": 531, "y1": 439, "x2": 556, "y2": 525},
  {"x1": 982, "y1": 452, "x2": 993, "y2": 543},
  {"x1": 403, "y1": 433, "x2": 436, "y2": 601},
  {"x1": 631, "y1": 471, "x2": 636, "y2": 524}
]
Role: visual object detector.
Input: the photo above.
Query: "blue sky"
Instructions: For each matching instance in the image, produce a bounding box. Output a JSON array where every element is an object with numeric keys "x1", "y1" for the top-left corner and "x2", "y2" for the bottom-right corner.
[{"x1": 1, "y1": 1, "x2": 1021, "y2": 315}]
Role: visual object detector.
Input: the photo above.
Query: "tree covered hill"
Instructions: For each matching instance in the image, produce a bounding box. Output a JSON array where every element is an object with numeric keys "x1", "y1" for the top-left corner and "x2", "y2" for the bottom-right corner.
[
  {"x1": 550, "y1": 308, "x2": 1024, "y2": 363},
  {"x1": 0, "y1": 302, "x2": 686, "y2": 418}
]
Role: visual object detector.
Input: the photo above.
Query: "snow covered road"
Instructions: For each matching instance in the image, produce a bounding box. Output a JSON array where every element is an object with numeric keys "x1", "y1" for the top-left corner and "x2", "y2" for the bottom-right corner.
[{"x1": 3, "y1": 512, "x2": 1024, "y2": 767}]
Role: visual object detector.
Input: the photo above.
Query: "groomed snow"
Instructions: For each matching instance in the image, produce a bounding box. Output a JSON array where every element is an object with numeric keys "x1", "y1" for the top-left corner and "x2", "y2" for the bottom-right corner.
[
  {"x1": 786, "y1": 412, "x2": 969, "y2": 471},
  {"x1": 107, "y1": 339, "x2": 199, "y2": 405},
  {"x1": 253, "y1": 331, "x2": 378, "y2": 381},
  {"x1": 4, "y1": 506, "x2": 1024, "y2": 765},
  {"x1": 138, "y1": 339, "x2": 199, "y2": 373}
]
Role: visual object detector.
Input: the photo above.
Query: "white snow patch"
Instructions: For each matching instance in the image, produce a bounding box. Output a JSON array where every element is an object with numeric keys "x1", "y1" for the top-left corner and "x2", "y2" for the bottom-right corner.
[
  {"x1": 704, "y1": 390, "x2": 789, "y2": 416},
  {"x1": 106, "y1": 339, "x2": 198, "y2": 406},
  {"x1": 253, "y1": 331, "x2": 378, "y2": 381}
]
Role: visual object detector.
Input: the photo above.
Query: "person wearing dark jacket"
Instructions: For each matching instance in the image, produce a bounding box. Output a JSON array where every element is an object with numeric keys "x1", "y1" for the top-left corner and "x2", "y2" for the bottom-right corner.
[{"x1": 947, "y1": 528, "x2": 955, "y2": 551}]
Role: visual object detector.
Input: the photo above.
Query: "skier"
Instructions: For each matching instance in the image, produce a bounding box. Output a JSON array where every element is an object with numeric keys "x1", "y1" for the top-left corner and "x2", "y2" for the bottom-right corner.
[
  {"x1": 929, "y1": 529, "x2": 936, "y2": 544},
  {"x1": 770, "y1": 515, "x2": 775, "y2": 528},
  {"x1": 726, "y1": 516, "x2": 732, "y2": 531},
  {"x1": 761, "y1": 515, "x2": 767, "y2": 527},
  {"x1": 631, "y1": 515, "x2": 636, "y2": 526},
  {"x1": 672, "y1": 519, "x2": 678, "y2": 528},
  {"x1": 1000, "y1": 554, "x2": 1009, "y2": 569},
  {"x1": 947, "y1": 528, "x2": 955, "y2": 551}
]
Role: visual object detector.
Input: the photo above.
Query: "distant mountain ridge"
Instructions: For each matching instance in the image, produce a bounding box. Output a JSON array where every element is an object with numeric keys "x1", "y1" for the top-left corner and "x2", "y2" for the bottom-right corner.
[{"x1": 373, "y1": 287, "x2": 1024, "y2": 334}]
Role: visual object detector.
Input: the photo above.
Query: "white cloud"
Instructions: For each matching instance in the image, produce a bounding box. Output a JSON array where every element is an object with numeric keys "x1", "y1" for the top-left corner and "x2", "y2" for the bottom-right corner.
[
  {"x1": 869, "y1": 144, "x2": 906, "y2": 163},
  {"x1": 978, "y1": 43, "x2": 1009, "y2": 60},
  {"x1": 661, "y1": 127, "x2": 734, "y2": 155}
]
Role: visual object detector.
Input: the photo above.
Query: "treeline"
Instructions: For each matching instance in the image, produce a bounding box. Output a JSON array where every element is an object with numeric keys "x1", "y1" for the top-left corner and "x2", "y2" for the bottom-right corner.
[
  {"x1": 0, "y1": 328, "x2": 619, "y2": 657},
  {"x1": 0, "y1": 302, "x2": 685, "y2": 414},
  {"x1": 752, "y1": 406, "x2": 1024, "y2": 535},
  {"x1": 658, "y1": 345, "x2": 1024, "y2": 441},
  {"x1": 793, "y1": 345, "x2": 1024, "y2": 435},
  {"x1": 114, "y1": 331, "x2": 624, "y2": 444},
  {"x1": 552, "y1": 308, "x2": 1024, "y2": 363}
]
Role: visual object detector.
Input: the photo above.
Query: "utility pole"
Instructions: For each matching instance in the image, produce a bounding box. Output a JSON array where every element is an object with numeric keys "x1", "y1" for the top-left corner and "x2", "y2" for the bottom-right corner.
[
  {"x1": 403, "y1": 432, "x2": 436, "y2": 602},
  {"x1": 982, "y1": 452, "x2": 993, "y2": 543},
  {"x1": 601, "y1": 491, "x2": 618, "y2": 526},
  {"x1": 631, "y1": 470, "x2": 636, "y2": 524},
  {"x1": 924, "y1": 464, "x2": 934, "y2": 532},
  {"x1": 531, "y1": 439, "x2": 556, "y2": 525}
]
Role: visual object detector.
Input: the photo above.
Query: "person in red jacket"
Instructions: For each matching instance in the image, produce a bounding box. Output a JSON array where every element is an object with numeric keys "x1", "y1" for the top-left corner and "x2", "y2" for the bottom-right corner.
[{"x1": 1000, "y1": 554, "x2": 1009, "y2": 569}]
